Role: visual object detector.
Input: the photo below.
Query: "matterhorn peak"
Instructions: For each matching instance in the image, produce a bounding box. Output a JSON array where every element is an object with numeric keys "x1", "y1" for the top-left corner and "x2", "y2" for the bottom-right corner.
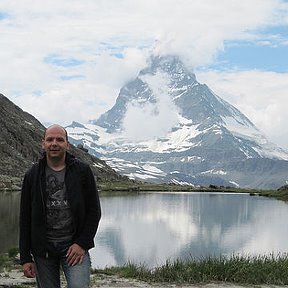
[
  {"x1": 141, "y1": 54, "x2": 196, "y2": 81},
  {"x1": 67, "y1": 54, "x2": 288, "y2": 189}
]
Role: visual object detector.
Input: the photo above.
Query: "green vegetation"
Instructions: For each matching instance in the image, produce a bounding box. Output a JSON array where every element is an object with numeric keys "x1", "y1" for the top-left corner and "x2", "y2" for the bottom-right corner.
[
  {"x1": 3, "y1": 251, "x2": 288, "y2": 286},
  {"x1": 98, "y1": 181, "x2": 257, "y2": 193},
  {"x1": 8, "y1": 247, "x2": 19, "y2": 259},
  {"x1": 0, "y1": 253, "x2": 9, "y2": 271},
  {"x1": 260, "y1": 189, "x2": 288, "y2": 202},
  {"x1": 0, "y1": 248, "x2": 18, "y2": 272},
  {"x1": 98, "y1": 254, "x2": 288, "y2": 285},
  {"x1": 98, "y1": 181, "x2": 288, "y2": 201}
]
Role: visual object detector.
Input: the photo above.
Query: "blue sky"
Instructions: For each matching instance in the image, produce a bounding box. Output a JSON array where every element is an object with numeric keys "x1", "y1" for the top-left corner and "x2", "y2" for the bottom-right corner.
[
  {"x1": 208, "y1": 42, "x2": 288, "y2": 72},
  {"x1": 44, "y1": 54, "x2": 86, "y2": 67},
  {"x1": 1, "y1": 0, "x2": 288, "y2": 148}
]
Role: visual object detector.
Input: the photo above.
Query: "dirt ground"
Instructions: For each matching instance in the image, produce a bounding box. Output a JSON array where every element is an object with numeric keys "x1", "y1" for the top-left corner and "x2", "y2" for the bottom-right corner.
[
  {"x1": 1, "y1": 269, "x2": 288, "y2": 288},
  {"x1": 90, "y1": 273, "x2": 287, "y2": 288}
]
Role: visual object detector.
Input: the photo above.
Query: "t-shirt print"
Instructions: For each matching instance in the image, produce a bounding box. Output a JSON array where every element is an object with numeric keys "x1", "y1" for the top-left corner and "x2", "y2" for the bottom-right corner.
[{"x1": 46, "y1": 168, "x2": 73, "y2": 241}]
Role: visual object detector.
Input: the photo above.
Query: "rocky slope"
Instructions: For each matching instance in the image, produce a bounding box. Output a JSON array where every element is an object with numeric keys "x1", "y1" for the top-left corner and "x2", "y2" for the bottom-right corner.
[{"x1": 0, "y1": 94, "x2": 123, "y2": 190}]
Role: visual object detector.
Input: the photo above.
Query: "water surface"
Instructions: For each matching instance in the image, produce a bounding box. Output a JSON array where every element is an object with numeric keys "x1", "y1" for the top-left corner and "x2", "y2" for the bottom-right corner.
[
  {"x1": 1, "y1": 191, "x2": 288, "y2": 269},
  {"x1": 90, "y1": 192, "x2": 288, "y2": 268}
]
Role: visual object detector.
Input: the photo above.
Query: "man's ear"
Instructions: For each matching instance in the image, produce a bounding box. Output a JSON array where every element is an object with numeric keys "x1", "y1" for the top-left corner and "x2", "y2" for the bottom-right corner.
[
  {"x1": 67, "y1": 142, "x2": 70, "y2": 150},
  {"x1": 41, "y1": 139, "x2": 45, "y2": 149}
]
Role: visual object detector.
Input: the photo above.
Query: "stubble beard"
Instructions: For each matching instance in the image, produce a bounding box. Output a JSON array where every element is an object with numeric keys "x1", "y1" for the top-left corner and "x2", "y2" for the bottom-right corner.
[{"x1": 47, "y1": 149, "x2": 66, "y2": 162}]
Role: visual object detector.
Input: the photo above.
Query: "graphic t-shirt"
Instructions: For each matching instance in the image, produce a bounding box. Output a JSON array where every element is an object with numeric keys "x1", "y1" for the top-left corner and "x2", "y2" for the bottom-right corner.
[{"x1": 45, "y1": 166, "x2": 74, "y2": 241}]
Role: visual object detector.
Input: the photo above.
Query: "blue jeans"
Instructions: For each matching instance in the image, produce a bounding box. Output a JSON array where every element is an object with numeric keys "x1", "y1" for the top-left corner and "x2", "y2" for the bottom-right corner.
[{"x1": 34, "y1": 242, "x2": 91, "y2": 288}]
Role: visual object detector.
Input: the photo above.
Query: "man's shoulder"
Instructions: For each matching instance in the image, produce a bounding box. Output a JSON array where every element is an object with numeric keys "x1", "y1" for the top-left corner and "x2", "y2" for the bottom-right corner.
[
  {"x1": 26, "y1": 161, "x2": 41, "y2": 175},
  {"x1": 69, "y1": 155, "x2": 90, "y2": 172},
  {"x1": 25, "y1": 153, "x2": 45, "y2": 174},
  {"x1": 23, "y1": 161, "x2": 43, "y2": 184}
]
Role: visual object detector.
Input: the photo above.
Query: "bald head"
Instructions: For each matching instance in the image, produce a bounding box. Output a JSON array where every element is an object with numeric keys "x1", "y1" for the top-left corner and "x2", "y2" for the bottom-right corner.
[
  {"x1": 43, "y1": 124, "x2": 68, "y2": 141},
  {"x1": 42, "y1": 124, "x2": 70, "y2": 168}
]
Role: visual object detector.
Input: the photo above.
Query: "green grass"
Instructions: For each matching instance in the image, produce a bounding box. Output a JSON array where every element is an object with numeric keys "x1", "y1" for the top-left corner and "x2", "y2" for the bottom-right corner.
[
  {"x1": 98, "y1": 254, "x2": 288, "y2": 285},
  {"x1": 98, "y1": 181, "x2": 260, "y2": 194},
  {"x1": 0, "y1": 254, "x2": 6, "y2": 269},
  {"x1": 0, "y1": 253, "x2": 10, "y2": 272},
  {"x1": 260, "y1": 190, "x2": 288, "y2": 202},
  {"x1": 0, "y1": 248, "x2": 19, "y2": 272}
]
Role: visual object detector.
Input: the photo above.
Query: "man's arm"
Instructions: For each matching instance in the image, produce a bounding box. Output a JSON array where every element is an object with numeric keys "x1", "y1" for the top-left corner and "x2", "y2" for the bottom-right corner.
[
  {"x1": 19, "y1": 171, "x2": 33, "y2": 266},
  {"x1": 74, "y1": 165, "x2": 101, "y2": 249}
]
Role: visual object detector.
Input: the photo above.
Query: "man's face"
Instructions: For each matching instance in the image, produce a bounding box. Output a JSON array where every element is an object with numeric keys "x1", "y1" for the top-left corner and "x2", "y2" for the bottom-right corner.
[{"x1": 42, "y1": 126, "x2": 69, "y2": 161}]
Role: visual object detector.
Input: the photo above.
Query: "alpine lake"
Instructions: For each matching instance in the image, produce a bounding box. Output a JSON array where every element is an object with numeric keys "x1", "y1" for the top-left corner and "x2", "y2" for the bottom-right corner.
[{"x1": 1, "y1": 189, "x2": 288, "y2": 269}]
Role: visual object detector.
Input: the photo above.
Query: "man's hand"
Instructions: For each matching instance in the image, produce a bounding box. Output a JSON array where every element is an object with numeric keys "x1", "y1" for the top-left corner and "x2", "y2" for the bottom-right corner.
[
  {"x1": 22, "y1": 262, "x2": 36, "y2": 278},
  {"x1": 66, "y1": 243, "x2": 85, "y2": 266}
]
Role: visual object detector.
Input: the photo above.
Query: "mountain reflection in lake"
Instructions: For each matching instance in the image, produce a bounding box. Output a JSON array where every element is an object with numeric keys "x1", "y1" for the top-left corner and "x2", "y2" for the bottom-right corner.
[
  {"x1": 90, "y1": 192, "x2": 288, "y2": 269},
  {"x1": 1, "y1": 192, "x2": 288, "y2": 269}
]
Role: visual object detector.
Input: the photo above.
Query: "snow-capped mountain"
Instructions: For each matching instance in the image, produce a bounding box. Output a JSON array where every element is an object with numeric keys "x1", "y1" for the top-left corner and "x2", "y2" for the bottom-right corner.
[{"x1": 67, "y1": 55, "x2": 288, "y2": 189}]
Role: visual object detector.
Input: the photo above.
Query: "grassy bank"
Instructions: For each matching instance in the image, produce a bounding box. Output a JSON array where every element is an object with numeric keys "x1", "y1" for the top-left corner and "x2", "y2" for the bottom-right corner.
[
  {"x1": 100, "y1": 254, "x2": 288, "y2": 285},
  {"x1": 2, "y1": 250, "x2": 288, "y2": 286},
  {"x1": 98, "y1": 181, "x2": 261, "y2": 193},
  {"x1": 98, "y1": 181, "x2": 288, "y2": 202},
  {"x1": 259, "y1": 189, "x2": 288, "y2": 202}
]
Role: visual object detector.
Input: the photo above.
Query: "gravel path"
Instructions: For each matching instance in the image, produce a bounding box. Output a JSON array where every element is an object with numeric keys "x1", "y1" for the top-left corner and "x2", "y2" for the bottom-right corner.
[{"x1": 1, "y1": 269, "x2": 287, "y2": 288}]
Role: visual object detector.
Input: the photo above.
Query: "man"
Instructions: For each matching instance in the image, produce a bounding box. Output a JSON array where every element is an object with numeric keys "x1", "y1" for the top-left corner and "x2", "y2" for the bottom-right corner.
[{"x1": 19, "y1": 124, "x2": 101, "y2": 288}]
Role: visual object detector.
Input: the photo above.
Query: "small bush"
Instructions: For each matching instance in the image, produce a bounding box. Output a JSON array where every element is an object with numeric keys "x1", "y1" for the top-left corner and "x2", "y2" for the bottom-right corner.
[{"x1": 8, "y1": 247, "x2": 19, "y2": 258}]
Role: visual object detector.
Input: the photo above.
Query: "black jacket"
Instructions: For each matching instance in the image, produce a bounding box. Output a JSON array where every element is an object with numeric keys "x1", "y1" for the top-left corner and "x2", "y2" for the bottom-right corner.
[{"x1": 19, "y1": 152, "x2": 101, "y2": 265}]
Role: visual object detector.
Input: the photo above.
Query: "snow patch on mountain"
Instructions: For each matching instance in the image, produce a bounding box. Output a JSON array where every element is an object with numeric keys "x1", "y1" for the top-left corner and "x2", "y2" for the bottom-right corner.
[
  {"x1": 222, "y1": 116, "x2": 288, "y2": 160},
  {"x1": 101, "y1": 156, "x2": 167, "y2": 181},
  {"x1": 201, "y1": 169, "x2": 227, "y2": 175}
]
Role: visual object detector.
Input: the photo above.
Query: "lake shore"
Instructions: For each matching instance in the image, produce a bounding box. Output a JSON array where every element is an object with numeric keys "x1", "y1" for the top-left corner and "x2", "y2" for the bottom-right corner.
[
  {"x1": 1, "y1": 187, "x2": 288, "y2": 287},
  {"x1": 2, "y1": 254, "x2": 288, "y2": 288},
  {"x1": 1, "y1": 182, "x2": 288, "y2": 203}
]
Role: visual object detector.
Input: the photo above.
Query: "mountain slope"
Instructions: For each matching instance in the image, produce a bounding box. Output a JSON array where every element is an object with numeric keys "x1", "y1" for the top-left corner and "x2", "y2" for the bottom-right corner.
[
  {"x1": 0, "y1": 94, "x2": 44, "y2": 179},
  {"x1": 0, "y1": 94, "x2": 123, "y2": 190},
  {"x1": 67, "y1": 55, "x2": 288, "y2": 189}
]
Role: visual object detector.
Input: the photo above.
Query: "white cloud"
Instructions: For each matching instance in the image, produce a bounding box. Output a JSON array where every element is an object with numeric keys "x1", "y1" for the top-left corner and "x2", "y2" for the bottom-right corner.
[
  {"x1": 0, "y1": 0, "x2": 288, "y2": 147},
  {"x1": 122, "y1": 72, "x2": 179, "y2": 140}
]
